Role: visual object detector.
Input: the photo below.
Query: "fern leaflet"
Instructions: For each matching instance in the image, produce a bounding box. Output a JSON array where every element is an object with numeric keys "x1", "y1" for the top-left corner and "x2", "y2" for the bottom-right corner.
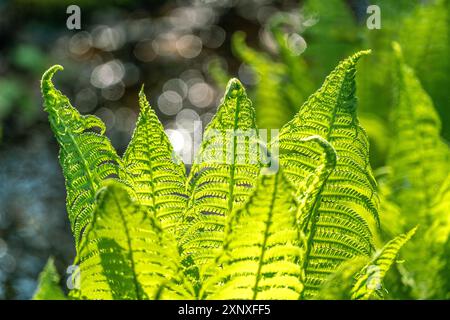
[
  {"x1": 179, "y1": 78, "x2": 261, "y2": 279},
  {"x1": 33, "y1": 257, "x2": 67, "y2": 300},
  {"x1": 277, "y1": 50, "x2": 380, "y2": 298},
  {"x1": 203, "y1": 170, "x2": 304, "y2": 300},
  {"x1": 74, "y1": 181, "x2": 191, "y2": 300},
  {"x1": 351, "y1": 227, "x2": 417, "y2": 300},
  {"x1": 41, "y1": 65, "x2": 126, "y2": 249},
  {"x1": 122, "y1": 88, "x2": 187, "y2": 234}
]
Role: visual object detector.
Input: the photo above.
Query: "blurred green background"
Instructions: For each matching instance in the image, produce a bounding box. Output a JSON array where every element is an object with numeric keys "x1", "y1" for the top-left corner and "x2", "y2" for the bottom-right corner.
[{"x1": 0, "y1": 0, "x2": 448, "y2": 299}]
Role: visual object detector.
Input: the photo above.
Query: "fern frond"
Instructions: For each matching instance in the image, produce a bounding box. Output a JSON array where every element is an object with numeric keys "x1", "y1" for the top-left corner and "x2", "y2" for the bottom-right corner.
[
  {"x1": 436, "y1": 234, "x2": 450, "y2": 299},
  {"x1": 278, "y1": 51, "x2": 380, "y2": 298},
  {"x1": 316, "y1": 227, "x2": 416, "y2": 300},
  {"x1": 351, "y1": 227, "x2": 417, "y2": 300},
  {"x1": 423, "y1": 174, "x2": 450, "y2": 298},
  {"x1": 427, "y1": 174, "x2": 450, "y2": 245},
  {"x1": 203, "y1": 170, "x2": 304, "y2": 300},
  {"x1": 388, "y1": 43, "x2": 450, "y2": 223},
  {"x1": 180, "y1": 78, "x2": 261, "y2": 278},
  {"x1": 41, "y1": 65, "x2": 126, "y2": 249},
  {"x1": 380, "y1": 44, "x2": 450, "y2": 299},
  {"x1": 122, "y1": 88, "x2": 187, "y2": 234},
  {"x1": 75, "y1": 180, "x2": 192, "y2": 300},
  {"x1": 33, "y1": 257, "x2": 67, "y2": 300}
]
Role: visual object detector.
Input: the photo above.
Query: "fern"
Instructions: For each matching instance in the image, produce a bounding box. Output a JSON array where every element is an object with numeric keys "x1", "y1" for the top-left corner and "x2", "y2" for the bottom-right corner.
[
  {"x1": 39, "y1": 48, "x2": 419, "y2": 300},
  {"x1": 388, "y1": 43, "x2": 450, "y2": 223},
  {"x1": 74, "y1": 180, "x2": 191, "y2": 300},
  {"x1": 203, "y1": 135, "x2": 336, "y2": 300},
  {"x1": 277, "y1": 50, "x2": 380, "y2": 298},
  {"x1": 203, "y1": 170, "x2": 304, "y2": 299},
  {"x1": 179, "y1": 78, "x2": 261, "y2": 280},
  {"x1": 351, "y1": 227, "x2": 417, "y2": 300},
  {"x1": 316, "y1": 227, "x2": 416, "y2": 300},
  {"x1": 315, "y1": 256, "x2": 368, "y2": 300},
  {"x1": 41, "y1": 66, "x2": 126, "y2": 250},
  {"x1": 422, "y1": 174, "x2": 450, "y2": 298},
  {"x1": 122, "y1": 88, "x2": 187, "y2": 234},
  {"x1": 33, "y1": 257, "x2": 67, "y2": 300},
  {"x1": 380, "y1": 43, "x2": 450, "y2": 299}
]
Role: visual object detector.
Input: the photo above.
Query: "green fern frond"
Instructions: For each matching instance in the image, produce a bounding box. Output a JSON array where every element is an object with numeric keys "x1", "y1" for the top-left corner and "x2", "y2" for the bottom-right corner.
[
  {"x1": 423, "y1": 174, "x2": 450, "y2": 298},
  {"x1": 122, "y1": 87, "x2": 187, "y2": 234},
  {"x1": 75, "y1": 180, "x2": 192, "y2": 300},
  {"x1": 316, "y1": 227, "x2": 416, "y2": 300},
  {"x1": 427, "y1": 174, "x2": 450, "y2": 245},
  {"x1": 351, "y1": 227, "x2": 417, "y2": 300},
  {"x1": 180, "y1": 78, "x2": 261, "y2": 278},
  {"x1": 41, "y1": 65, "x2": 127, "y2": 249},
  {"x1": 388, "y1": 43, "x2": 450, "y2": 223},
  {"x1": 33, "y1": 257, "x2": 67, "y2": 300},
  {"x1": 203, "y1": 170, "x2": 304, "y2": 300},
  {"x1": 436, "y1": 233, "x2": 450, "y2": 299},
  {"x1": 278, "y1": 51, "x2": 380, "y2": 298},
  {"x1": 380, "y1": 44, "x2": 450, "y2": 299}
]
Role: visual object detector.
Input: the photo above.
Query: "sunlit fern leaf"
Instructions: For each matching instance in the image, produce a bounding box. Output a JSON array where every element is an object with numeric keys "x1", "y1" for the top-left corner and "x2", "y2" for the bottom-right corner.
[
  {"x1": 277, "y1": 51, "x2": 380, "y2": 298},
  {"x1": 122, "y1": 88, "x2": 187, "y2": 234},
  {"x1": 33, "y1": 257, "x2": 67, "y2": 300},
  {"x1": 180, "y1": 78, "x2": 261, "y2": 280},
  {"x1": 74, "y1": 180, "x2": 192, "y2": 300},
  {"x1": 424, "y1": 174, "x2": 450, "y2": 298},
  {"x1": 316, "y1": 228, "x2": 416, "y2": 300},
  {"x1": 427, "y1": 174, "x2": 450, "y2": 245},
  {"x1": 381, "y1": 44, "x2": 450, "y2": 299},
  {"x1": 437, "y1": 235, "x2": 450, "y2": 299},
  {"x1": 202, "y1": 170, "x2": 304, "y2": 300},
  {"x1": 41, "y1": 65, "x2": 126, "y2": 250},
  {"x1": 388, "y1": 43, "x2": 450, "y2": 224},
  {"x1": 377, "y1": 175, "x2": 406, "y2": 241},
  {"x1": 203, "y1": 136, "x2": 336, "y2": 300},
  {"x1": 291, "y1": 136, "x2": 337, "y2": 227},
  {"x1": 351, "y1": 227, "x2": 417, "y2": 300}
]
